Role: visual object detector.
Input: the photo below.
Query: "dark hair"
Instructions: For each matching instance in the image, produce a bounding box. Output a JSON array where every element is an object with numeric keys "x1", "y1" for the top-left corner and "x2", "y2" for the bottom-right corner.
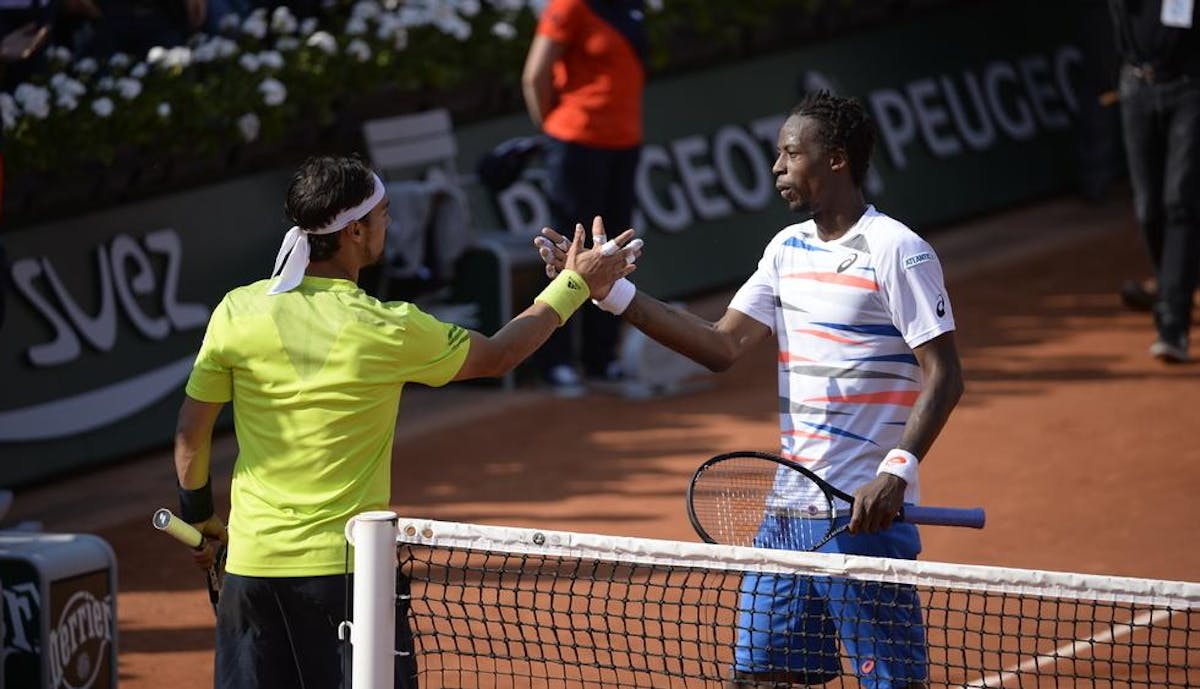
[
  {"x1": 285, "y1": 155, "x2": 377, "y2": 261},
  {"x1": 790, "y1": 91, "x2": 875, "y2": 187}
]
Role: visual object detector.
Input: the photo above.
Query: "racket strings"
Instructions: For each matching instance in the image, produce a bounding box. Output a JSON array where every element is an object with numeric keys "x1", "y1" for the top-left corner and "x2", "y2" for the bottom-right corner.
[{"x1": 689, "y1": 455, "x2": 837, "y2": 551}]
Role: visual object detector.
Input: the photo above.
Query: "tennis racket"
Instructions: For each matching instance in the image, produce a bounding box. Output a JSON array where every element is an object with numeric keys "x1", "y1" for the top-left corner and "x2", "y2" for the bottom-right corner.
[
  {"x1": 686, "y1": 450, "x2": 985, "y2": 552},
  {"x1": 152, "y1": 508, "x2": 225, "y2": 616}
]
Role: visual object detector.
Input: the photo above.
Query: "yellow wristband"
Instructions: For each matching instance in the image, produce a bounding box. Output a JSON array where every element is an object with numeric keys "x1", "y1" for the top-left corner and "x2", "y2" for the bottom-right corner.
[{"x1": 534, "y1": 269, "x2": 590, "y2": 325}]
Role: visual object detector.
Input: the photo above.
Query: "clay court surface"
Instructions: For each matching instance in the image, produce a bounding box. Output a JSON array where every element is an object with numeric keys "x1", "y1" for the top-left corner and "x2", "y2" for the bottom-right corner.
[{"x1": 9, "y1": 193, "x2": 1200, "y2": 688}]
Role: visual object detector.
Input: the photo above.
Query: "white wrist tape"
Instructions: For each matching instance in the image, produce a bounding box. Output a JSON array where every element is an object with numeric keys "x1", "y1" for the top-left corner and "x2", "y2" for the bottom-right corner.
[
  {"x1": 593, "y1": 278, "x2": 636, "y2": 315},
  {"x1": 877, "y1": 448, "x2": 920, "y2": 503}
]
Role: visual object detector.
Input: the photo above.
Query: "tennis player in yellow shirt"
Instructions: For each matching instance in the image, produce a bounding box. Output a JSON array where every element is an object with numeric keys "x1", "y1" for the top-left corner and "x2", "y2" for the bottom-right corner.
[{"x1": 172, "y1": 155, "x2": 637, "y2": 689}]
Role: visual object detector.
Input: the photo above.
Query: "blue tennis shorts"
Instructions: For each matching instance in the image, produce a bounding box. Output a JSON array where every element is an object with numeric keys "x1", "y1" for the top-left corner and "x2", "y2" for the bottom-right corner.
[{"x1": 733, "y1": 513, "x2": 927, "y2": 689}]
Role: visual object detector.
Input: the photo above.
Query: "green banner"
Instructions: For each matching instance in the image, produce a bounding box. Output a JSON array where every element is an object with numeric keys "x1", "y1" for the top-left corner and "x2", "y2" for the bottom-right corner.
[{"x1": 0, "y1": 170, "x2": 292, "y2": 485}]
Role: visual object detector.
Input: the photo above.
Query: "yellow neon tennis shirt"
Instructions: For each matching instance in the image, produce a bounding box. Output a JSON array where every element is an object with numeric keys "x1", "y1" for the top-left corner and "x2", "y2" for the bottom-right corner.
[{"x1": 185, "y1": 276, "x2": 470, "y2": 577}]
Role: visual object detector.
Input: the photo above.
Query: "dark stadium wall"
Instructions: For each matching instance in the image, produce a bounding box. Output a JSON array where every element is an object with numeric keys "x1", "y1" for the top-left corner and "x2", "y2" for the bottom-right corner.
[{"x1": 0, "y1": 0, "x2": 1110, "y2": 485}]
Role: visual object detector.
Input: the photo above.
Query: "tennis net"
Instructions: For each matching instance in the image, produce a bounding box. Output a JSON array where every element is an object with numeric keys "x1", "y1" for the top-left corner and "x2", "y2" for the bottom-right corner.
[{"x1": 349, "y1": 515, "x2": 1200, "y2": 688}]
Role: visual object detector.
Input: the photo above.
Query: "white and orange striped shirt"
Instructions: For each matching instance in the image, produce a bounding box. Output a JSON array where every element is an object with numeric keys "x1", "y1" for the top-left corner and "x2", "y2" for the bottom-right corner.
[{"x1": 729, "y1": 206, "x2": 954, "y2": 512}]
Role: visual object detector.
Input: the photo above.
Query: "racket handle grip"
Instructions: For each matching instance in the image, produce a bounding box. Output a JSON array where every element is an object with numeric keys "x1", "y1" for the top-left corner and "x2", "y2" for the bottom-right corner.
[
  {"x1": 901, "y1": 505, "x2": 986, "y2": 529},
  {"x1": 153, "y1": 508, "x2": 205, "y2": 549}
]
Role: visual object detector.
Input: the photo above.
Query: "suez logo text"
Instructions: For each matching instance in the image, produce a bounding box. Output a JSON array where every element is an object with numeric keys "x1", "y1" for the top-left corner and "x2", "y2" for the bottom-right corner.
[
  {"x1": 0, "y1": 228, "x2": 210, "y2": 442},
  {"x1": 10, "y1": 228, "x2": 209, "y2": 368},
  {"x1": 494, "y1": 44, "x2": 1082, "y2": 235}
]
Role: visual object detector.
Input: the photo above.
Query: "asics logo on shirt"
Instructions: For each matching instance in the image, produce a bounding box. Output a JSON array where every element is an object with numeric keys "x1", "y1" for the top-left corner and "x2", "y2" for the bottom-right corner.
[
  {"x1": 936, "y1": 295, "x2": 946, "y2": 318},
  {"x1": 836, "y1": 254, "x2": 858, "y2": 273}
]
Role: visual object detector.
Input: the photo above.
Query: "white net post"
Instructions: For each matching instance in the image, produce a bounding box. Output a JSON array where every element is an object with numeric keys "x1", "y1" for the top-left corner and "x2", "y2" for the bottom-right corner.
[{"x1": 349, "y1": 510, "x2": 398, "y2": 689}]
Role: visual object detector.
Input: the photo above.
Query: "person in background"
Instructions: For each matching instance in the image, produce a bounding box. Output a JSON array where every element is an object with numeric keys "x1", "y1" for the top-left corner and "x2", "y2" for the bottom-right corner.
[
  {"x1": 521, "y1": 0, "x2": 646, "y2": 395},
  {"x1": 1107, "y1": 0, "x2": 1200, "y2": 363},
  {"x1": 172, "y1": 154, "x2": 635, "y2": 689}
]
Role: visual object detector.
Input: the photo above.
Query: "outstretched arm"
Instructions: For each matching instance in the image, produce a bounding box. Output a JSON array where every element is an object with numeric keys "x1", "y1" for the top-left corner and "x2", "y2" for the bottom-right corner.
[
  {"x1": 453, "y1": 227, "x2": 637, "y2": 380},
  {"x1": 622, "y1": 296, "x2": 773, "y2": 372}
]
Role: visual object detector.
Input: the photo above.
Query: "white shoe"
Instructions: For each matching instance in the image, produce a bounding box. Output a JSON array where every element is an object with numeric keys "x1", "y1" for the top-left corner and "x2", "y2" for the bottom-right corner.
[
  {"x1": 1150, "y1": 337, "x2": 1190, "y2": 364},
  {"x1": 545, "y1": 365, "x2": 586, "y2": 398}
]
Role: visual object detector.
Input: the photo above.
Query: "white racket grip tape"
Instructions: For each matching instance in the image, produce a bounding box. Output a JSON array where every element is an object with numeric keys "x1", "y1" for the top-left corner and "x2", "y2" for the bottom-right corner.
[
  {"x1": 877, "y1": 449, "x2": 920, "y2": 503},
  {"x1": 593, "y1": 278, "x2": 636, "y2": 315},
  {"x1": 153, "y1": 508, "x2": 204, "y2": 549}
]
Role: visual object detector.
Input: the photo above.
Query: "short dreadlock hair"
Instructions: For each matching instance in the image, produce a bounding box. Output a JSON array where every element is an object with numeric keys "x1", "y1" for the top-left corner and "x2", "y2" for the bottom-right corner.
[{"x1": 790, "y1": 91, "x2": 875, "y2": 188}]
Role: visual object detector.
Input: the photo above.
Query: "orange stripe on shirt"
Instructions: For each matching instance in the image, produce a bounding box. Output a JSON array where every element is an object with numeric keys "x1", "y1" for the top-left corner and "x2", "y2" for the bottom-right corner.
[
  {"x1": 781, "y1": 271, "x2": 878, "y2": 291},
  {"x1": 805, "y1": 390, "x2": 921, "y2": 406},
  {"x1": 779, "y1": 351, "x2": 816, "y2": 363},
  {"x1": 793, "y1": 328, "x2": 864, "y2": 345},
  {"x1": 781, "y1": 429, "x2": 835, "y2": 442},
  {"x1": 779, "y1": 451, "x2": 822, "y2": 464}
]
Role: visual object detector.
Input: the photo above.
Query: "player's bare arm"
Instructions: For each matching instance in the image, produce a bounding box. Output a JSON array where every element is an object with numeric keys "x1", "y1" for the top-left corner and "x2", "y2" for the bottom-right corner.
[
  {"x1": 623, "y1": 298, "x2": 773, "y2": 372},
  {"x1": 521, "y1": 34, "x2": 564, "y2": 128},
  {"x1": 850, "y1": 331, "x2": 964, "y2": 534},
  {"x1": 173, "y1": 396, "x2": 229, "y2": 559},
  {"x1": 454, "y1": 227, "x2": 637, "y2": 380}
]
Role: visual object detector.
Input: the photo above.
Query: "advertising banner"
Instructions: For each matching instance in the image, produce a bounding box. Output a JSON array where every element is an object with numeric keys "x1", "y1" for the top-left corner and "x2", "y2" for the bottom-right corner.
[{"x1": 0, "y1": 0, "x2": 1099, "y2": 482}]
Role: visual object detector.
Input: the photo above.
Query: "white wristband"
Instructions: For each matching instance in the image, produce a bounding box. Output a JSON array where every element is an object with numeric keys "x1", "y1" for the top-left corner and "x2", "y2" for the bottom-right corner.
[
  {"x1": 592, "y1": 278, "x2": 636, "y2": 315},
  {"x1": 877, "y1": 448, "x2": 920, "y2": 503}
]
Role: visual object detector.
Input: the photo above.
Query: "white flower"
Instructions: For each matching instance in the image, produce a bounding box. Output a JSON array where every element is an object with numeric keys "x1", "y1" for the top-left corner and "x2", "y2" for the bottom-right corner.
[
  {"x1": 351, "y1": 1, "x2": 381, "y2": 20},
  {"x1": 91, "y1": 97, "x2": 114, "y2": 118},
  {"x1": 237, "y1": 112, "x2": 261, "y2": 142},
  {"x1": 0, "y1": 93, "x2": 17, "y2": 131},
  {"x1": 346, "y1": 38, "x2": 371, "y2": 62},
  {"x1": 646, "y1": 0, "x2": 662, "y2": 10},
  {"x1": 299, "y1": 17, "x2": 319, "y2": 36},
  {"x1": 491, "y1": 21, "x2": 516, "y2": 40},
  {"x1": 345, "y1": 16, "x2": 368, "y2": 35},
  {"x1": 239, "y1": 53, "x2": 261, "y2": 72},
  {"x1": 55, "y1": 92, "x2": 79, "y2": 111},
  {"x1": 50, "y1": 73, "x2": 87, "y2": 97},
  {"x1": 109, "y1": 52, "x2": 132, "y2": 69},
  {"x1": 192, "y1": 41, "x2": 218, "y2": 63},
  {"x1": 275, "y1": 36, "x2": 301, "y2": 51},
  {"x1": 157, "y1": 102, "x2": 171, "y2": 118},
  {"x1": 258, "y1": 78, "x2": 287, "y2": 107},
  {"x1": 271, "y1": 6, "x2": 298, "y2": 34},
  {"x1": 258, "y1": 50, "x2": 284, "y2": 70},
  {"x1": 242, "y1": 14, "x2": 268, "y2": 39},
  {"x1": 14, "y1": 84, "x2": 51, "y2": 120},
  {"x1": 219, "y1": 13, "x2": 241, "y2": 33},
  {"x1": 166, "y1": 46, "x2": 193, "y2": 69},
  {"x1": 47, "y1": 46, "x2": 72, "y2": 65},
  {"x1": 75, "y1": 57, "x2": 99, "y2": 75},
  {"x1": 306, "y1": 31, "x2": 337, "y2": 55},
  {"x1": 150, "y1": 46, "x2": 193, "y2": 70},
  {"x1": 130, "y1": 62, "x2": 148, "y2": 79},
  {"x1": 458, "y1": 0, "x2": 481, "y2": 17},
  {"x1": 116, "y1": 77, "x2": 142, "y2": 100},
  {"x1": 214, "y1": 37, "x2": 238, "y2": 59},
  {"x1": 95, "y1": 76, "x2": 115, "y2": 92}
]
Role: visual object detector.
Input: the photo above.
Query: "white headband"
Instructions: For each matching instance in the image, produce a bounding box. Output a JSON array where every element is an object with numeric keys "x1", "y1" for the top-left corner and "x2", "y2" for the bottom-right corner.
[{"x1": 267, "y1": 173, "x2": 386, "y2": 295}]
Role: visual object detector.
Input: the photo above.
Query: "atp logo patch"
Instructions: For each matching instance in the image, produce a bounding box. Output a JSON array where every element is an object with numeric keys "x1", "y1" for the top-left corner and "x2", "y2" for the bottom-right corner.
[{"x1": 903, "y1": 252, "x2": 934, "y2": 270}]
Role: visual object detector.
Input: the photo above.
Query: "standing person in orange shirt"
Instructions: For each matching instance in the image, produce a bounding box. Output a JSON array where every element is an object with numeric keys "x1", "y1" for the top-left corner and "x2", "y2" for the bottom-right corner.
[{"x1": 522, "y1": 0, "x2": 646, "y2": 394}]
